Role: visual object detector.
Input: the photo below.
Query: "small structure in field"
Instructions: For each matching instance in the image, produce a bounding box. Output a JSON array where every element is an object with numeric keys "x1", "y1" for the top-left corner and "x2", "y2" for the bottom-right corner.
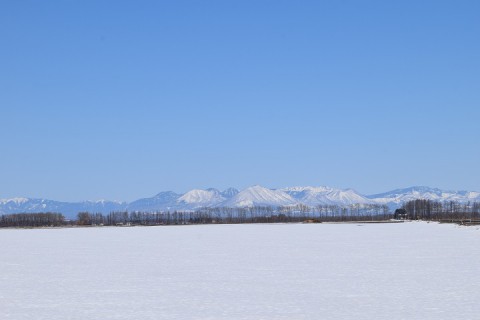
[
  {"x1": 394, "y1": 208, "x2": 409, "y2": 220},
  {"x1": 303, "y1": 219, "x2": 322, "y2": 223}
]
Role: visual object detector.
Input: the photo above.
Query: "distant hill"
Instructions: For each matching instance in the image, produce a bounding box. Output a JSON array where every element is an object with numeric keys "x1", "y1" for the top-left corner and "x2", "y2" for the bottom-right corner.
[
  {"x1": 2, "y1": 185, "x2": 479, "y2": 219},
  {"x1": 367, "y1": 186, "x2": 480, "y2": 210}
]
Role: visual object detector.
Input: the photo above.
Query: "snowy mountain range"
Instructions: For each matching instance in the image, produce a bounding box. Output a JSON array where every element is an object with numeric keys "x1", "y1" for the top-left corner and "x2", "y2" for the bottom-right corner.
[
  {"x1": 367, "y1": 186, "x2": 480, "y2": 209},
  {"x1": 1, "y1": 186, "x2": 479, "y2": 219}
]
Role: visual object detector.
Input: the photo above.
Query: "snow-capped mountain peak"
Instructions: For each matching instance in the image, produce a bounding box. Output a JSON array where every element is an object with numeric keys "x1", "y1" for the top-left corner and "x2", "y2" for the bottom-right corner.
[
  {"x1": 367, "y1": 186, "x2": 480, "y2": 209},
  {"x1": 0, "y1": 197, "x2": 30, "y2": 205},
  {"x1": 2, "y1": 185, "x2": 480, "y2": 219},
  {"x1": 178, "y1": 189, "x2": 226, "y2": 207},
  {"x1": 282, "y1": 186, "x2": 373, "y2": 206},
  {"x1": 222, "y1": 185, "x2": 297, "y2": 207}
]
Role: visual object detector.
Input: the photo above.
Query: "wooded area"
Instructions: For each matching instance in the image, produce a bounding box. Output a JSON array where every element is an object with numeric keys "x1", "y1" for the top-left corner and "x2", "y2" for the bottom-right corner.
[
  {"x1": 1, "y1": 200, "x2": 479, "y2": 228},
  {"x1": 0, "y1": 213, "x2": 65, "y2": 227},
  {"x1": 401, "y1": 199, "x2": 480, "y2": 223},
  {"x1": 76, "y1": 203, "x2": 391, "y2": 226}
]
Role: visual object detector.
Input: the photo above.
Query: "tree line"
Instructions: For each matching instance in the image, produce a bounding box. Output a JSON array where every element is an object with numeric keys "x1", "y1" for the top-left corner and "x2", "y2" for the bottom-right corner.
[
  {"x1": 5, "y1": 200, "x2": 478, "y2": 228},
  {"x1": 400, "y1": 199, "x2": 480, "y2": 221},
  {"x1": 75, "y1": 203, "x2": 392, "y2": 225},
  {"x1": 0, "y1": 203, "x2": 391, "y2": 227},
  {"x1": 0, "y1": 212, "x2": 65, "y2": 227}
]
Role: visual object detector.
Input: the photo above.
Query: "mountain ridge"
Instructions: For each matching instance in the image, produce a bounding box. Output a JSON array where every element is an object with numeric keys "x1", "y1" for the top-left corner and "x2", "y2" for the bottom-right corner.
[{"x1": 2, "y1": 185, "x2": 479, "y2": 219}]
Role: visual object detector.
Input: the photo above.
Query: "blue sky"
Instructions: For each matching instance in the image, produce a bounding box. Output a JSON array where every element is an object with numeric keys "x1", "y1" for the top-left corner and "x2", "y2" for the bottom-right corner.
[{"x1": 1, "y1": 1, "x2": 479, "y2": 201}]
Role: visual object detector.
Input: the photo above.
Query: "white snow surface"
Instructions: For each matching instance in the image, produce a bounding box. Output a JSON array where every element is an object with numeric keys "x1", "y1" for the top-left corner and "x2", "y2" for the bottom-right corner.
[{"x1": 1, "y1": 222, "x2": 479, "y2": 320}]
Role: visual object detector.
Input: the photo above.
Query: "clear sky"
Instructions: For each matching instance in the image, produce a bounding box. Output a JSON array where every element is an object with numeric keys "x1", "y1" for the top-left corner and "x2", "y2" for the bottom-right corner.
[{"x1": 1, "y1": 0, "x2": 479, "y2": 201}]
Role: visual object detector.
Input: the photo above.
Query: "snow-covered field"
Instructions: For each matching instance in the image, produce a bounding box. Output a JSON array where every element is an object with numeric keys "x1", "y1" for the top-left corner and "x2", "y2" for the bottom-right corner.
[{"x1": 0, "y1": 222, "x2": 479, "y2": 320}]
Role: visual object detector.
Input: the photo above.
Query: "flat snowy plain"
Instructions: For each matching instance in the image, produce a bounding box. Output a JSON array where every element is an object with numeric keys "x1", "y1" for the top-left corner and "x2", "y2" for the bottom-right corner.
[{"x1": 1, "y1": 222, "x2": 479, "y2": 320}]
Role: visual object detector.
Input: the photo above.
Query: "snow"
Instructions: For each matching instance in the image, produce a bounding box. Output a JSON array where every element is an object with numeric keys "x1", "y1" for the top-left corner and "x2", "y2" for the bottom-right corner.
[
  {"x1": 3, "y1": 186, "x2": 480, "y2": 216},
  {"x1": 0, "y1": 197, "x2": 30, "y2": 205},
  {"x1": 223, "y1": 185, "x2": 297, "y2": 207},
  {"x1": 177, "y1": 189, "x2": 226, "y2": 207},
  {"x1": 369, "y1": 186, "x2": 480, "y2": 208},
  {"x1": 0, "y1": 222, "x2": 479, "y2": 320},
  {"x1": 282, "y1": 186, "x2": 373, "y2": 206}
]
